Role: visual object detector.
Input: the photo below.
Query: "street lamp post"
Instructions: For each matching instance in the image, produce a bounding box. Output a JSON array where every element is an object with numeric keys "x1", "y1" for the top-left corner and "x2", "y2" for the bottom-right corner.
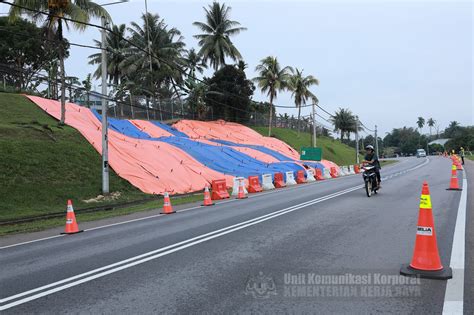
[
  {"x1": 101, "y1": 15, "x2": 109, "y2": 194},
  {"x1": 99, "y1": 0, "x2": 128, "y2": 195}
]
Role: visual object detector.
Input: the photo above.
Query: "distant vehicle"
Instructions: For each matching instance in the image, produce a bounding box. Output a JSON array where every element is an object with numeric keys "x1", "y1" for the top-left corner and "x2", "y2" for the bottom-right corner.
[{"x1": 416, "y1": 149, "x2": 426, "y2": 158}]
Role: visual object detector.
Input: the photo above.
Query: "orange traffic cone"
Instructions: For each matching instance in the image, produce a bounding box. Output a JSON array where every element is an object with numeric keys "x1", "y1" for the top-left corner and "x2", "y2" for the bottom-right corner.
[
  {"x1": 161, "y1": 192, "x2": 176, "y2": 214},
  {"x1": 447, "y1": 164, "x2": 462, "y2": 191},
  {"x1": 61, "y1": 200, "x2": 83, "y2": 235},
  {"x1": 400, "y1": 181, "x2": 452, "y2": 279},
  {"x1": 237, "y1": 180, "x2": 248, "y2": 199},
  {"x1": 202, "y1": 185, "x2": 215, "y2": 206}
]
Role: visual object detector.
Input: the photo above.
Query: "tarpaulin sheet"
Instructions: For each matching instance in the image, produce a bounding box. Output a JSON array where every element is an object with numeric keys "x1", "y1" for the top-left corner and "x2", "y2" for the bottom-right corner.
[
  {"x1": 173, "y1": 120, "x2": 300, "y2": 160},
  {"x1": 92, "y1": 111, "x2": 305, "y2": 180},
  {"x1": 26, "y1": 96, "x2": 234, "y2": 194},
  {"x1": 26, "y1": 95, "x2": 341, "y2": 194}
]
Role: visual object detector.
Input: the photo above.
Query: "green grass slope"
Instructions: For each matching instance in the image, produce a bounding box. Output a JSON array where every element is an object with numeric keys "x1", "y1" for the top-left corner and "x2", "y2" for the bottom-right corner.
[
  {"x1": 252, "y1": 127, "x2": 362, "y2": 166},
  {"x1": 0, "y1": 93, "x2": 147, "y2": 221}
]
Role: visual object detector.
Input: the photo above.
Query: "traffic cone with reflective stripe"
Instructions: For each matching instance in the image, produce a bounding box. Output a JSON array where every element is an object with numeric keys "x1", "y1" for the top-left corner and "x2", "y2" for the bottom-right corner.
[
  {"x1": 161, "y1": 192, "x2": 176, "y2": 214},
  {"x1": 400, "y1": 181, "x2": 452, "y2": 279},
  {"x1": 61, "y1": 200, "x2": 83, "y2": 235},
  {"x1": 202, "y1": 185, "x2": 215, "y2": 206},
  {"x1": 447, "y1": 164, "x2": 462, "y2": 191},
  {"x1": 237, "y1": 179, "x2": 248, "y2": 199}
]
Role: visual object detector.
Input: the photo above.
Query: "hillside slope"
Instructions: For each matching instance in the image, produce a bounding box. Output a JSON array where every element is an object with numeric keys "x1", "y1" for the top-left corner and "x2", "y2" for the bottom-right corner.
[
  {"x1": 0, "y1": 93, "x2": 146, "y2": 221},
  {"x1": 252, "y1": 127, "x2": 362, "y2": 166}
]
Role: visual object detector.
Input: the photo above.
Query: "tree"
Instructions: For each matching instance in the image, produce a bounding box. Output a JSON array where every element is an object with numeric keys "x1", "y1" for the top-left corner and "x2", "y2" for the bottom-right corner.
[
  {"x1": 416, "y1": 116, "x2": 425, "y2": 146},
  {"x1": 444, "y1": 121, "x2": 460, "y2": 138},
  {"x1": 193, "y1": 1, "x2": 246, "y2": 71},
  {"x1": 287, "y1": 68, "x2": 319, "y2": 135},
  {"x1": 205, "y1": 64, "x2": 254, "y2": 122},
  {"x1": 253, "y1": 56, "x2": 291, "y2": 136},
  {"x1": 88, "y1": 23, "x2": 128, "y2": 86},
  {"x1": 65, "y1": 76, "x2": 80, "y2": 102},
  {"x1": 330, "y1": 108, "x2": 357, "y2": 141},
  {"x1": 427, "y1": 118, "x2": 435, "y2": 140},
  {"x1": 9, "y1": 0, "x2": 110, "y2": 125},
  {"x1": 183, "y1": 48, "x2": 207, "y2": 78},
  {"x1": 121, "y1": 13, "x2": 186, "y2": 114},
  {"x1": 82, "y1": 73, "x2": 92, "y2": 108},
  {"x1": 0, "y1": 17, "x2": 67, "y2": 91}
]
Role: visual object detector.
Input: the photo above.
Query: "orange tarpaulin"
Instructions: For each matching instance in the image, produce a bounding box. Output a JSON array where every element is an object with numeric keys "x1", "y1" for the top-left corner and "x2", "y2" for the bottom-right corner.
[{"x1": 26, "y1": 96, "x2": 234, "y2": 194}]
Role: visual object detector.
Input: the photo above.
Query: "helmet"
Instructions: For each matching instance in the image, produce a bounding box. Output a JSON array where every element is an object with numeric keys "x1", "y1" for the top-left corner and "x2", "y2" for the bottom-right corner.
[{"x1": 365, "y1": 145, "x2": 374, "y2": 151}]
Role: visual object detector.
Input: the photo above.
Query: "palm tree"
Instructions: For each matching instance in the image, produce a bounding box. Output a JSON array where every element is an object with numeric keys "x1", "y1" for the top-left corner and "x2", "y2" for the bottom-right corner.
[
  {"x1": 193, "y1": 1, "x2": 246, "y2": 71},
  {"x1": 88, "y1": 23, "x2": 128, "y2": 86},
  {"x1": 427, "y1": 118, "x2": 435, "y2": 140},
  {"x1": 183, "y1": 48, "x2": 207, "y2": 78},
  {"x1": 82, "y1": 73, "x2": 92, "y2": 108},
  {"x1": 416, "y1": 116, "x2": 425, "y2": 146},
  {"x1": 9, "y1": 0, "x2": 110, "y2": 125},
  {"x1": 253, "y1": 56, "x2": 291, "y2": 136},
  {"x1": 121, "y1": 13, "x2": 186, "y2": 111},
  {"x1": 330, "y1": 108, "x2": 357, "y2": 141},
  {"x1": 65, "y1": 76, "x2": 80, "y2": 102},
  {"x1": 287, "y1": 68, "x2": 319, "y2": 135}
]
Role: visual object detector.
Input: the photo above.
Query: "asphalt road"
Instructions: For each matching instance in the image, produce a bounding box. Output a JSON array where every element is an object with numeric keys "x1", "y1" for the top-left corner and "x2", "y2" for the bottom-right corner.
[{"x1": 0, "y1": 157, "x2": 470, "y2": 314}]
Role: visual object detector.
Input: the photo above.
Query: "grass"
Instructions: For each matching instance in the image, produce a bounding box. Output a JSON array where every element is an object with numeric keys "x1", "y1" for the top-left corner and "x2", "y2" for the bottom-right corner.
[
  {"x1": 0, "y1": 93, "x2": 149, "y2": 222},
  {"x1": 0, "y1": 193, "x2": 203, "y2": 236},
  {"x1": 252, "y1": 127, "x2": 363, "y2": 165},
  {"x1": 466, "y1": 155, "x2": 474, "y2": 161}
]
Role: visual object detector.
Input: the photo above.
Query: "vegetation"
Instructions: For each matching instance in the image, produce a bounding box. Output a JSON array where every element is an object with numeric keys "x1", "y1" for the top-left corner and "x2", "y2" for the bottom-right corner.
[
  {"x1": 205, "y1": 64, "x2": 255, "y2": 122},
  {"x1": 330, "y1": 108, "x2": 359, "y2": 141},
  {"x1": 0, "y1": 93, "x2": 147, "y2": 222},
  {"x1": 9, "y1": 0, "x2": 110, "y2": 125},
  {"x1": 253, "y1": 56, "x2": 291, "y2": 136},
  {"x1": 252, "y1": 126, "x2": 363, "y2": 165},
  {"x1": 287, "y1": 68, "x2": 319, "y2": 134},
  {"x1": 193, "y1": 1, "x2": 246, "y2": 71}
]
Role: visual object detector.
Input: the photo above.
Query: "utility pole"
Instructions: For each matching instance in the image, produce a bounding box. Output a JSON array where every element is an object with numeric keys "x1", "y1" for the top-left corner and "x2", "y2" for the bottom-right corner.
[
  {"x1": 375, "y1": 124, "x2": 379, "y2": 158},
  {"x1": 101, "y1": 16, "x2": 109, "y2": 194},
  {"x1": 312, "y1": 102, "x2": 317, "y2": 147},
  {"x1": 355, "y1": 116, "x2": 359, "y2": 164},
  {"x1": 144, "y1": 0, "x2": 161, "y2": 121}
]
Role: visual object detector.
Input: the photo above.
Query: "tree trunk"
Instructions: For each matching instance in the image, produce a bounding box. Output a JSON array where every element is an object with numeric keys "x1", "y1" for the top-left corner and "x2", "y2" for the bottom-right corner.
[
  {"x1": 58, "y1": 20, "x2": 66, "y2": 125},
  {"x1": 268, "y1": 95, "x2": 273, "y2": 137},
  {"x1": 297, "y1": 105, "x2": 301, "y2": 136}
]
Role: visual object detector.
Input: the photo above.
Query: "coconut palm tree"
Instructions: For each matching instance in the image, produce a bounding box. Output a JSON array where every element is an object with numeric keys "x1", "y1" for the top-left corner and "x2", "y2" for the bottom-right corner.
[
  {"x1": 65, "y1": 76, "x2": 80, "y2": 102},
  {"x1": 287, "y1": 68, "x2": 319, "y2": 135},
  {"x1": 88, "y1": 23, "x2": 128, "y2": 86},
  {"x1": 330, "y1": 108, "x2": 357, "y2": 141},
  {"x1": 9, "y1": 0, "x2": 110, "y2": 125},
  {"x1": 193, "y1": 1, "x2": 246, "y2": 71},
  {"x1": 81, "y1": 73, "x2": 92, "y2": 108},
  {"x1": 427, "y1": 118, "x2": 435, "y2": 140},
  {"x1": 121, "y1": 13, "x2": 186, "y2": 108},
  {"x1": 416, "y1": 116, "x2": 425, "y2": 146},
  {"x1": 183, "y1": 48, "x2": 207, "y2": 78},
  {"x1": 253, "y1": 56, "x2": 291, "y2": 136}
]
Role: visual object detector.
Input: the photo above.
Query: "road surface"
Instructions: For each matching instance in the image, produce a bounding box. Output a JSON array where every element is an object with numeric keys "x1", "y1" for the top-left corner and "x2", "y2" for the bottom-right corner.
[{"x1": 0, "y1": 157, "x2": 470, "y2": 314}]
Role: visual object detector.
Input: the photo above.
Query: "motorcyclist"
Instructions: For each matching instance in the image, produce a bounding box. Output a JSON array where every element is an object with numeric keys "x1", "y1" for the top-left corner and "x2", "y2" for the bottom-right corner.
[{"x1": 362, "y1": 145, "x2": 381, "y2": 188}]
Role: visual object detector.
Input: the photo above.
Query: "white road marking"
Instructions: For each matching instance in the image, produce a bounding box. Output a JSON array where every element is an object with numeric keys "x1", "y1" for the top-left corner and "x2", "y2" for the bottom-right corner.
[
  {"x1": 0, "y1": 235, "x2": 64, "y2": 250},
  {"x1": 0, "y1": 185, "x2": 361, "y2": 310},
  {"x1": 442, "y1": 177, "x2": 467, "y2": 315},
  {"x1": 0, "y1": 158, "x2": 426, "y2": 250}
]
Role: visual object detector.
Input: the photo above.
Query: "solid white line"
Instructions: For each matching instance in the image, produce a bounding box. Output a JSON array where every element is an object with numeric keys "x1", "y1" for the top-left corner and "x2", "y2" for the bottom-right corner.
[
  {"x1": 0, "y1": 185, "x2": 361, "y2": 310},
  {"x1": 442, "y1": 177, "x2": 467, "y2": 315},
  {"x1": 0, "y1": 158, "x2": 424, "y2": 250},
  {"x1": 0, "y1": 235, "x2": 64, "y2": 250}
]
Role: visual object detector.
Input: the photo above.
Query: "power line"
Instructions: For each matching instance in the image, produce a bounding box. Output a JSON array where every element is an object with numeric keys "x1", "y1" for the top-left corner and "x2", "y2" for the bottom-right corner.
[{"x1": 1, "y1": 1, "x2": 329, "y2": 114}]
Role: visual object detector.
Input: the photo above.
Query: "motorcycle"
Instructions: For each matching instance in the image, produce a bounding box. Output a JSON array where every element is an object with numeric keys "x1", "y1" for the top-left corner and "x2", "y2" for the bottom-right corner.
[{"x1": 362, "y1": 164, "x2": 379, "y2": 197}]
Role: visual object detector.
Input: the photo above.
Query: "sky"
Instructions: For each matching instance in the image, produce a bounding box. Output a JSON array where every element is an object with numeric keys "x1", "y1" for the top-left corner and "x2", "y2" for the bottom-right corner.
[{"x1": 1, "y1": 0, "x2": 472, "y2": 136}]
